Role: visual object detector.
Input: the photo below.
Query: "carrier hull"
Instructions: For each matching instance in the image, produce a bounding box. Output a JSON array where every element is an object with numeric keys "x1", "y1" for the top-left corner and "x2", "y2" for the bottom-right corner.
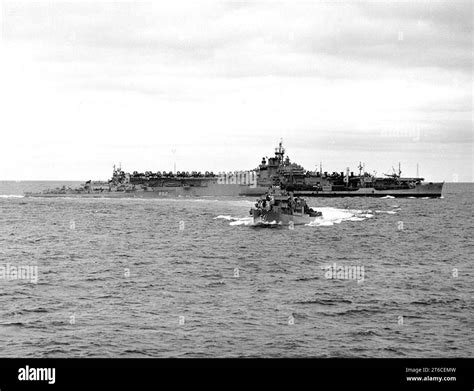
[
  {"x1": 292, "y1": 182, "x2": 444, "y2": 198},
  {"x1": 25, "y1": 182, "x2": 443, "y2": 198},
  {"x1": 25, "y1": 184, "x2": 266, "y2": 198}
]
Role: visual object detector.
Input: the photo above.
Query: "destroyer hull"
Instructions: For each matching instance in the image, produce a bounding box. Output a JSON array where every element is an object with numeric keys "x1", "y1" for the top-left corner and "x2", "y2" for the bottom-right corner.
[{"x1": 252, "y1": 211, "x2": 317, "y2": 226}]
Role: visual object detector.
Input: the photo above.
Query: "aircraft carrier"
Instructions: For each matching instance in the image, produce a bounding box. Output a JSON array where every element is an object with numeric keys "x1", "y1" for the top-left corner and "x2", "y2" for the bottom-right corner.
[{"x1": 25, "y1": 142, "x2": 444, "y2": 198}]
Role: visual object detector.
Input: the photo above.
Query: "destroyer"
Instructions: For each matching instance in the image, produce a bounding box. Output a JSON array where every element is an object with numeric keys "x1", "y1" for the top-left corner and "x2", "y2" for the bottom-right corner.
[{"x1": 250, "y1": 187, "x2": 322, "y2": 226}]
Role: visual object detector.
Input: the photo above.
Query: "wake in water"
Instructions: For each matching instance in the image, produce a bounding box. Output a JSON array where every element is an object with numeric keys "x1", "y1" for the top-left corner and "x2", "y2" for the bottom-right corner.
[
  {"x1": 214, "y1": 215, "x2": 254, "y2": 226},
  {"x1": 214, "y1": 207, "x2": 398, "y2": 227},
  {"x1": 305, "y1": 207, "x2": 373, "y2": 226}
]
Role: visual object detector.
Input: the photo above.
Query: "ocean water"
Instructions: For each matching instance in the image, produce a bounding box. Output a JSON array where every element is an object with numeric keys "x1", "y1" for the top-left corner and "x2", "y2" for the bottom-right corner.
[{"x1": 0, "y1": 182, "x2": 472, "y2": 357}]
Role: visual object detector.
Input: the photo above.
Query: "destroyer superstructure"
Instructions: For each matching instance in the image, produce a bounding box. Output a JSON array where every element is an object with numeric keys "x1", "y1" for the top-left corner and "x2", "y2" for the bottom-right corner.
[{"x1": 250, "y1": 187, "x2": 322, "y2": 226}]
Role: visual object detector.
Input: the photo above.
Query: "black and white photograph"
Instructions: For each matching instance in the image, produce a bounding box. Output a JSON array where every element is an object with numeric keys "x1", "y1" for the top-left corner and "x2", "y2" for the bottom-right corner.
[{"x1": 0, "y1": 0, "x2": 472, "y2": 388}]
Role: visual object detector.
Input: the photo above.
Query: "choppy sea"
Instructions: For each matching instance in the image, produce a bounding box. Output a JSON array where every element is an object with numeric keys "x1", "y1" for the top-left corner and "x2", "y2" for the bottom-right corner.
[{"x1": 0, "y1": 181, "x2": 472, "y2": 357}]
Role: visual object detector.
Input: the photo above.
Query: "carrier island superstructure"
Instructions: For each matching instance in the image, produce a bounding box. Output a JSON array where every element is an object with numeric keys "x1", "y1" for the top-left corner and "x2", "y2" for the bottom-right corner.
[{"x1": 26, "y1": 141, "x2": 444, "y2": 198}]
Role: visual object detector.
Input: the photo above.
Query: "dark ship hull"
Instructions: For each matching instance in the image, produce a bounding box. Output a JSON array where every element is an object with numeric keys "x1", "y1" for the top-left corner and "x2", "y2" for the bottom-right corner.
[
  {"x1": 24, "y1": 142, "x2": 444, "y2": 198},
  {"x1": 252, "y1": 210, "x2": 317, "y2": 225},
  {"x1": 250, "y1": 187, "x2": 322, "y2": 225},
  {"x1": 25, "y1": 183, "x2": 264, "y2": 198},
  {"x1": 25, "y1": 184, "x2": 442, "y2": 198}
]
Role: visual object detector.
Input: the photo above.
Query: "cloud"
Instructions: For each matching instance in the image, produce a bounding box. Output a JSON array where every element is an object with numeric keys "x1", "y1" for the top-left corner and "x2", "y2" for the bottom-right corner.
[
  {"x1": 4, "y1": 1, "x2": 471, "y2": 75},
  {"x1": 0, "y1": 0, "x2": 472, "y2": 181}
]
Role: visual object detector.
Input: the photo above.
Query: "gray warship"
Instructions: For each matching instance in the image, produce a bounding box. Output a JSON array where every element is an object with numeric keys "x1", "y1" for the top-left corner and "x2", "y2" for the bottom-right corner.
[
  {"x1": 250, "y1": 187, "x2": 322, "y2": 226},
  {"x1": 25, "y1": 141, "x2": 444, "y2": 198}
]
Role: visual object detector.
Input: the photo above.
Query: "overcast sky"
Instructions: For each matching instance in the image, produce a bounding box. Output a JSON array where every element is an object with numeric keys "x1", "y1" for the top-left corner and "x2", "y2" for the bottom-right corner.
[{"x1": 0, "y1": 0, "x2": 472, "y2": 181}]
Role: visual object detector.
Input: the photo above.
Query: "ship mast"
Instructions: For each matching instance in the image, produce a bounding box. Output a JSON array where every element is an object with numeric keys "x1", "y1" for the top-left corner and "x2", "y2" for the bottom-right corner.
[
  {"x1": 171, "y1": 149, "x2": 177, "y2": 174},
  {"x1": 275, "y1": 138, "x2": 285, "y2": 163}
]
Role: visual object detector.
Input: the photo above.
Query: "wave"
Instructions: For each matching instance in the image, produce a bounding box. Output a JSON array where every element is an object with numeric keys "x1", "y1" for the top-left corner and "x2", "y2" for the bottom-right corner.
[
  {"x1": 350, "y1": 330, "x2": 380, "y2": 337},
  {"x1": 381, "y1": 195, "x2": 395, "y2": 199},
  {"x1": 0, "y1": 195, "x2": 24, "y2": 198},
  {"x1": 295, "y1": 299, "x2": 352, "y2": 305},
  {"x1": 218, "y1": 207, "x2": 379, "y2": 228},
  {"x1": 230, "y1": 217, "x2": 255, "y2": 226},
  {"x1": 306, "y1": 207, "x2": 373, "y2": 227},
  {"x1": 348, "y1": 217, "x2": 365, "y2": 221},
  {"x1": 214, "y1": 215, "x2": 237, "y2": 221},
  {"x1": 215, "y1": 203, "x2": 406, "y2": 228},
  {"x1": 375, "y1": 210, "x2": 397, "y2": 215}
]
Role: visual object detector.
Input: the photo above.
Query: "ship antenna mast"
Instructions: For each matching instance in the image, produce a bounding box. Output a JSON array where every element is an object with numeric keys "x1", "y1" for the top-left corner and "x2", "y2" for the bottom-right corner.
[
  {"x1": 358, "y1": 162, "x2": 363, "y2": 176},
  {"x1": 398, "y1": 162, "x2": 402, "y2": 177},
  {"x1": 276, "y1": 138, "x2": 285, "y2": 163},
  {"x1": 171, "y1": 149, "x2": 177, "y2": 174}
]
